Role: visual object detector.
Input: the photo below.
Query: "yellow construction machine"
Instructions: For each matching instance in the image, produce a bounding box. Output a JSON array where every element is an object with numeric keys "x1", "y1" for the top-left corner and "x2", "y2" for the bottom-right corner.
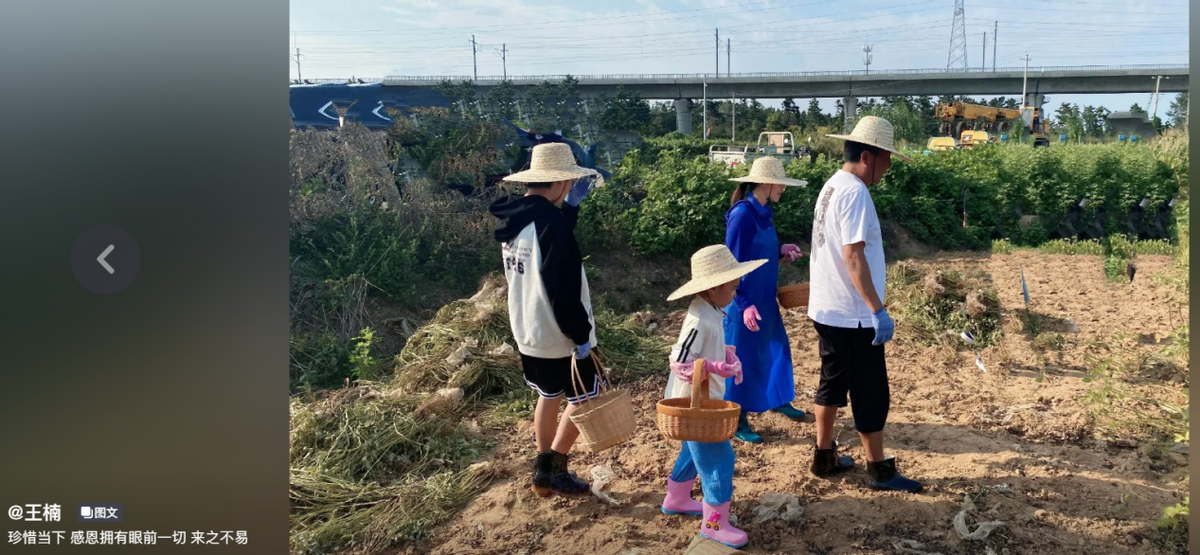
[{"x1": 934, "y1": 101, "x2": 1051, "y2": 147}]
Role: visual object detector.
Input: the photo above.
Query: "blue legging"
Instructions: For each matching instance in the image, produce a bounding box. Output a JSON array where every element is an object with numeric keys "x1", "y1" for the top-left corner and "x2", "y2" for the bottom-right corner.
[{"x1": 668, "y1": 440, "x2": 735, "y2": 504}]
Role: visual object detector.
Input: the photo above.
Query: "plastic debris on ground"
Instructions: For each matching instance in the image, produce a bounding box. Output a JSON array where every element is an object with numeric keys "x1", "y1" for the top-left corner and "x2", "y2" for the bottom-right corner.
[
  {"x1": 590, "y1": 465, "x2": 621, "y2": 505},
  {"x1": 953, "y1": 495, "x2": 1004, "y2": 541},
  {"x1": 751, "y1": 492, "x2": 804, "y2": 524},
  {"x1": 893, "y1": 539, "x2": 944, "y2": 555},
  {"x1": 987, "y1": 483, "x2": 1013, "y2": 495},
  {"x1": 445, "y1": 344, "x2": 471, "y2": 366}
]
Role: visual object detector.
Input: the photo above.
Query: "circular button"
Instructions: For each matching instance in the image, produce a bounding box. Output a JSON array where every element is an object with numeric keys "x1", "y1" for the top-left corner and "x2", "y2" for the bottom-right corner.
[{"x1": 70, "y1": 225, "x2": 141, "y2": 294}]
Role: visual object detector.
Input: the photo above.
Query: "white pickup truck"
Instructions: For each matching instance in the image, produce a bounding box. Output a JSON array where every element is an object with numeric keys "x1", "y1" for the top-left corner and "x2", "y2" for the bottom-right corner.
[{"x1": 709, "y1": 132, "x2": 804, "y2": 167}]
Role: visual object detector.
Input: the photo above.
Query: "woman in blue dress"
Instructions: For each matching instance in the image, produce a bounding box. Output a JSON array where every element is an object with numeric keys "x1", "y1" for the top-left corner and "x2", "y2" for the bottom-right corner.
[{"x1": 724, "y1": 157, "x2": 808, "y2": 443}]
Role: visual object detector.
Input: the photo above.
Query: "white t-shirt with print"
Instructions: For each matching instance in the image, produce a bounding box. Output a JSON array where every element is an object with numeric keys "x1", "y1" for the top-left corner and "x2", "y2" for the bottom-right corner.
[
  {"x1": 807, "y1": 170, "x2": 886, "y2": 329},
  {"x1": 665, "y1": 298, "x2": 727, "y2": 401}
]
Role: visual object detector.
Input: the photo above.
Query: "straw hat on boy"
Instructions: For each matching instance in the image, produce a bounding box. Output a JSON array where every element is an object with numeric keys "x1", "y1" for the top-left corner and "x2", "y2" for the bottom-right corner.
[
  {"x1": 826, "y1": 115, "x2": 912, "y2": 162},
  {"x1": 728, "y1": 157, "x2": 807, "y2": 187},
  {"x1": 503, "y1": 142, "x2": 602, "y2": 184},
  {"x1": 667, "y1": 245, "x2": 769, "y2": 301}
]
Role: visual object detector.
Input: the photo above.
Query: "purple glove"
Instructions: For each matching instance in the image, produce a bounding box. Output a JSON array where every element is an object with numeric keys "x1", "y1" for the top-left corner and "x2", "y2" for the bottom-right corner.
[
  {"x1": 743, "y1": 305, "x2": 761, "y2": 332},
  {"x1": 780, "y1": 244, "x2": 804, "y2": 262}
]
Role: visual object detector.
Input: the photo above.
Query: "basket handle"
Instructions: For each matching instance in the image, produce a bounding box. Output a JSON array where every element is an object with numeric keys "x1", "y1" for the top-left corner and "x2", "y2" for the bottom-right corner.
[
  {"x1": 689, "y1": 358, "x2": 709, "y2": 409},
  {"x1": 569, "y1": 349, "x2": 610, "y2": 404}
]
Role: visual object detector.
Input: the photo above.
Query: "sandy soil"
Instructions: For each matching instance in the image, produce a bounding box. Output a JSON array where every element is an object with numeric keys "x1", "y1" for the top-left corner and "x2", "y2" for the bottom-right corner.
[{"x1": 405, "y1": 252, "x2": 1189, "y2": 555}]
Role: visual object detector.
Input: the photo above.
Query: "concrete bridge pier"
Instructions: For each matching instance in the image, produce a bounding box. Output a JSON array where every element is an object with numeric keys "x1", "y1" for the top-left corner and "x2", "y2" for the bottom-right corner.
[
  {"x1": 843, "y1": 96, "x2": 857, "y2": 132},
  {"x1": 674, "y1": 98, "x2": 693, "y2": 135}
]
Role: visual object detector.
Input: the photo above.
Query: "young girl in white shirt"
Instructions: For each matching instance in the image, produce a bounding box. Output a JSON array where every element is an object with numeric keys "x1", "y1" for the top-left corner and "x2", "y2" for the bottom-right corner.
[{"x1": 660, "y1": 245, "x2": 767, "y2": 549}]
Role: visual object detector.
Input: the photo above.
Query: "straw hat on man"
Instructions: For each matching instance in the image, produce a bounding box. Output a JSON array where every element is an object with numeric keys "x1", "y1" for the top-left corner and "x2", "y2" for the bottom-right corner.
[{"x1": 805, "y1": 115, "x2": 922, "y2": 492}]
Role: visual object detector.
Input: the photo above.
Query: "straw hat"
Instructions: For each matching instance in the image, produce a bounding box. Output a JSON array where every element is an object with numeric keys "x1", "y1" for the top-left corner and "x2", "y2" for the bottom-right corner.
[
  {"x1": 826, "y1": 115, "x2": 912, "y2": 162},
  {"x1": 667, "y1": 245, "x2": 768, "y2": 301},
  {"x1": 504, "y1": 143, "x2": 600, "y2": 183},
  {"x1": 728, "y1": 157, "x2": 807, "y2": 187}
]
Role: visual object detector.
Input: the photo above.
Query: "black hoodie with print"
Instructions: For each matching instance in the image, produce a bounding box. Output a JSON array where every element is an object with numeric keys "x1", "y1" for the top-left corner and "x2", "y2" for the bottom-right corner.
[{"x1": 488, "y1": 195, "x2": 595, "y2": 358}]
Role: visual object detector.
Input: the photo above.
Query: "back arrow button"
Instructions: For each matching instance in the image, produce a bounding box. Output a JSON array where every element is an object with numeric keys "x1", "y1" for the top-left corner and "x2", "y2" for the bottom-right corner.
[
  {"x1": 97, "y1": 244, "x2": 116, "y2": 274},
  {"x1": 70, "y1": 225, "x2": 140, "y2": 294}
]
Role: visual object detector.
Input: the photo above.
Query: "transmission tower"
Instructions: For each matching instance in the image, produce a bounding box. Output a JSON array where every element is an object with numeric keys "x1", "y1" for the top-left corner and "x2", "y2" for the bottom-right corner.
[{"x1": 946, "y1": 0, "x2": 968, "y2": 71}]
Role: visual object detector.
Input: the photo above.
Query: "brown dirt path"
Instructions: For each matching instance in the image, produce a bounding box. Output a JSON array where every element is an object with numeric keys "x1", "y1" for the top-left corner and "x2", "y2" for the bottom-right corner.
[{"x1": 405, "y1": 253, "x2": 1188, "y2": 555}]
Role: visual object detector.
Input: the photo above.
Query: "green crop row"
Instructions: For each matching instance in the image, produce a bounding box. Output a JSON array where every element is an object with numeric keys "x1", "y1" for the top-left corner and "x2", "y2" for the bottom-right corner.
[{"x1": 579, "y1": 137, "x2": 1183, "y2": 258}]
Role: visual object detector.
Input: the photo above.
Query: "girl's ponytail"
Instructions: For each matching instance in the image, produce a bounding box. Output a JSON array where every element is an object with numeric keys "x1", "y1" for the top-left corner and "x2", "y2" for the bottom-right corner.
[{"x1": 731, "y1": 182, "x2": 757, "y2": 206}]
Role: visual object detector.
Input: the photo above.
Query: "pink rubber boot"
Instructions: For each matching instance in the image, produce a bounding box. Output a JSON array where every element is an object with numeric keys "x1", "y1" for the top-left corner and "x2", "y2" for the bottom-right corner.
[
  {"x1": 660, "y1": 478, "x2": 703, "y2": 516},
  {"x1": 700, "y1": 501, "x2": 748, "y2": 548}
]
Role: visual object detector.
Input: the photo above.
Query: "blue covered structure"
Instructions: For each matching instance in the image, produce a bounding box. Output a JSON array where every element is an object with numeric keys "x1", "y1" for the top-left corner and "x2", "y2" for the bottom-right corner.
[{"x1": 289, "y1": 82, "x2": 451, "y2": 129}]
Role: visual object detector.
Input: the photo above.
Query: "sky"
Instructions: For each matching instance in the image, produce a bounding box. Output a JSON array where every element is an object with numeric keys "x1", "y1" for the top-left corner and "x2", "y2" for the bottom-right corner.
[{"x1": 289, "y1": 0, "x2": 1189, "y2": 115}]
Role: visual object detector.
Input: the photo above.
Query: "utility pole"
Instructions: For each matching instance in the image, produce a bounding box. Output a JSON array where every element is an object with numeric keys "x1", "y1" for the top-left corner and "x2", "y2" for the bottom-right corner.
[
  {"x1": 1020, "y1": 54, "x2": 1030, "y2": 108},
  {"x1": 992, "y1": 21, "x2": 997, "y2": 72},
  {"x1": 982, "y1": 32, "x2": 986, "y2": 71},
  {"x1": 501, "y1": 44, "x2": 507, "y2": 80},
  {"x1": 1151, "y1": 75, "x2": 1165, "y2": 121},
  {"x1": 862, "y1": 40, "x2": 873, "y2": 74},
  {"x1": 727, "y1": 38, "x2": 731, "y2": 78},
  {"x1": 471, "y1": 35, "x2": 478, "y2": 80},
  {"x1": 715, "y1": 29, "x2": 720, "y2": 76},
  {"x1": 292, "y1": 47, "x2": 303, "y2": 81}
]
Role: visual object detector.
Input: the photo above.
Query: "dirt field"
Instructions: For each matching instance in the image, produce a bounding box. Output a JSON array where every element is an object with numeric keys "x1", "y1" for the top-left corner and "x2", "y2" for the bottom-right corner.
[{"x1": 405, "y1": 252, "x2": 1189, "y2": 555}]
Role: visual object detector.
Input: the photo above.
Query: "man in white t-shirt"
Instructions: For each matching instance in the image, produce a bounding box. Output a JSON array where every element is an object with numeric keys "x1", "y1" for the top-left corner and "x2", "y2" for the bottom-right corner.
[{"x1": 806, "y1": 116, "x2": 921, "y2": 493}]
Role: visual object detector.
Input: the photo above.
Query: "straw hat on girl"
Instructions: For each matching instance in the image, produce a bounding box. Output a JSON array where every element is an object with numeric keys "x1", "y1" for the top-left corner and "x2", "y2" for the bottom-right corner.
[
  {"x1": 728, "y1": 157, "x2": 807, "y2": 187},
  {"x1": 668, "y1": 245, "x2": 769, "y2": 301},
  {"x1": 826, "y1": 115, "x2": 912, "y2": 162},
  {"x1": 503, "y1": 142, "x2": 603, "y2": 184}
]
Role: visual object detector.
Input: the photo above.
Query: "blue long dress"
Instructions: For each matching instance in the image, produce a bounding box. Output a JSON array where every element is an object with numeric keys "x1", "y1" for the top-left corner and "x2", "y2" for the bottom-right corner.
[{"x1": 723, "y1": 194, "x2": 795, "y2": 413}]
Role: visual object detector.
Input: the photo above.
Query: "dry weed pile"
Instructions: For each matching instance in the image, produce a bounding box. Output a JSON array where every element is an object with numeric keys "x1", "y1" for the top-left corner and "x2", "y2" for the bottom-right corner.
[
  {"x1": 887, "y1": 261, "x2": 1003, "y2": 348},
  {"x1": 290, "y1": 278, "x2": 668, "y2": 554}
]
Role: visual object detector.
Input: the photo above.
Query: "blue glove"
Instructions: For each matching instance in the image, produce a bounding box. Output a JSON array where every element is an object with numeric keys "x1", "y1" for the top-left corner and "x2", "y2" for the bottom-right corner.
[
  {"x1": 870, "y1": 308, "x2": 894, "y2": 346},
  {"x1": 564, "y1": 176, "x2": 594, "y2": 207},
  {"x1": 574, "y1": 341, "x2": 592, "y2": 359}
]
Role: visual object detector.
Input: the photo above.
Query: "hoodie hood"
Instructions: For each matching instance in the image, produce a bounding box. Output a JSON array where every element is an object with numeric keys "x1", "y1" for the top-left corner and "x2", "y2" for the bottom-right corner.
[{"x1": 489, "y1": 194, "x2": 557, "y2": 243}]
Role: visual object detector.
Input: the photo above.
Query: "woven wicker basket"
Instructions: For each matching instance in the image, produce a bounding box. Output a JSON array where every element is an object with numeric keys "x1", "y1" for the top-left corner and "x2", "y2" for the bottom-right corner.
[
  {"x1": 656, "y1": 359, "x2": 740, "y2": 443},
  {"x1": 776, "y1": 282, "x2": 810, "y2": 309},
  {"x1": 568, "y1": 351, "x2": 636, "y2": 453}
]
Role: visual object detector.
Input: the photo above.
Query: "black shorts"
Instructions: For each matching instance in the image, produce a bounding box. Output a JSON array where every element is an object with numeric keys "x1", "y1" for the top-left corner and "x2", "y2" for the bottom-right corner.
[
  {"x1": 519, "y1": 353, "x2": 606, "y2": 404},
  {"x1": 813, "y1": 320, "x2": 890, "y2": 434}
]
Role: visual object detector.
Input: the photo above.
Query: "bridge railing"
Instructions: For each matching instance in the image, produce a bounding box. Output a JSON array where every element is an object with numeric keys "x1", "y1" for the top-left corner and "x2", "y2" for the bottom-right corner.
[
  {"x1": 292, "y1": 63, "x2": 1188, "y2": 85},
  {"x1": 370, "y1": 63, "x2": 1188, "y2": 84}
]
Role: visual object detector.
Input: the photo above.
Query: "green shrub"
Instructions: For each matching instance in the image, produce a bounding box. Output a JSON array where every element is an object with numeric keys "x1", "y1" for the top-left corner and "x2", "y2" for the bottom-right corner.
[
  {"x1": 1135, "y1": 239, "x2": 1176, "y2": 256},
  {"x1": 991, "y1": 238, "x2": 1014, "y2": 254},
  {"x1": 1107, "y1": 233, "x2": 1137, "y2": 260},
  {"x1": 1039, "y1": 238, "x2": 1105, "y2": 255},
  {"x1": 349, "y1": 328, "x2": 382, "y2": 382},
  {"x1": 290, "y1": 328, "x2": 355, "y2": 392},
  {"x1": 1021, "y1": 221, "x2": 1049, "y2": 246},
  {"x1": 1158, "y1": 496, "x2": 1189, "y2": 530},
  {"x1": 1104, "y1": 255, "x2": 1128, "y2": 282}
]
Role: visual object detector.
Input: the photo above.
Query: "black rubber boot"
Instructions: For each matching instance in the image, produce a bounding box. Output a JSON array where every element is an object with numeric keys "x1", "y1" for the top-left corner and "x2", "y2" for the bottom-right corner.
[
  {"x1": 532, "y1": 450, "x2": 589, "y2": 497},
  {"x1": 531, "y1": 451, "x2": 555, "y2": 495},
  {"x1": 866, "y1": 456, "x2": 923, "y2": 493},
  {"x1": 810, "y1": 440, "x2": 855, "y2": 477}
]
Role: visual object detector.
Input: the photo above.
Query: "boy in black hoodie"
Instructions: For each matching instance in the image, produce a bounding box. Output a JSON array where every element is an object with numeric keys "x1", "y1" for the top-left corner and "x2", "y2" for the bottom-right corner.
[{"x1": 488, "y1": 143, "x2": 603, "y2": 497}]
